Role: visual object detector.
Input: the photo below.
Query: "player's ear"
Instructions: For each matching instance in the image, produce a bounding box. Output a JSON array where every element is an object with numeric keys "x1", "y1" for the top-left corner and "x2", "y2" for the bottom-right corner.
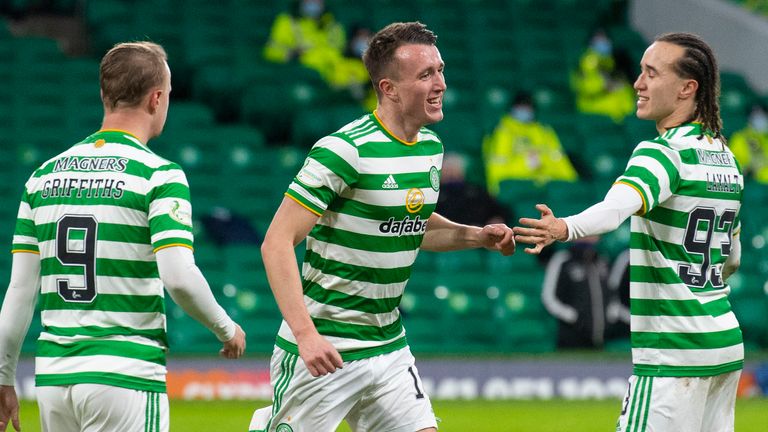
[
  {"x1": 379, "y1": 78, "x2": 399, "y2": 103},
  {"x1": 147, "y1": 89, "x2": 163, "y2": 114},
  {"x1": 679, "y1": 78, "x2": 698, "y2": 100}
]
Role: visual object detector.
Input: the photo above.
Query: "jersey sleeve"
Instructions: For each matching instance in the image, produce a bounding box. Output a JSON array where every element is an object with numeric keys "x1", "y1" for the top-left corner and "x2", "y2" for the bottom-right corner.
[
  {"x1": 11, "y1": 189, "x2": 39, "y2": 254},
  {"x1": 615, "y1": 140, "x2": 681, "y2": 215},
  {"x1": 286, "y1": 135, "x2": 359, "y2": 216},
  {"x1": 146, "y1": 164, "x2": 194, "y2": 252}
]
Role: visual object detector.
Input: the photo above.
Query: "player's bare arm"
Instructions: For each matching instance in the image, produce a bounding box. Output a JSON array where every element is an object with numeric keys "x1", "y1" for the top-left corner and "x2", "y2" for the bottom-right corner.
[
  {"x1": 422, "y1": 212, "x2": 515, "y2": 255},
  {"x1": 261, "y1": 197, "x2": 343, "y2": 377}
]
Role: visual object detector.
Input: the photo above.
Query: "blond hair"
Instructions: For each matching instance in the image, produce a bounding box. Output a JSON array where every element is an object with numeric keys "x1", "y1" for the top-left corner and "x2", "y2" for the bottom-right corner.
[{"x1": 100, "y1": 41, "x2": 168, "y2": 110}]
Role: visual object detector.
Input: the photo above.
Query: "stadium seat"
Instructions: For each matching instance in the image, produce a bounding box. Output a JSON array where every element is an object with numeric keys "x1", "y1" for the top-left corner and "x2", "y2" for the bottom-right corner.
[
  {"x1": 291, "y1": 104, "x2": 366, "y2": 148},
  {"x1": 496, "y1": 180, "x2": 546, "y2": 219},
  {"x1": 400, "y1": 291, "x2": 451, "y2": 352},
  {"x1": 166, "y1": 300, "x2": 221, "y2": 353},
  {"x1": 433, "y1": 249, "x2": 486, "y2": 272}
]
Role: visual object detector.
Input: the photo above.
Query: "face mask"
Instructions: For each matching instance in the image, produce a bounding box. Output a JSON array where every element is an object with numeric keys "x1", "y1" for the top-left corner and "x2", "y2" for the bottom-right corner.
[
  {"x1": 591, "y1": 38, "x2": 612, "y2": 56},
  {"x1": 352, "y1": 38, "x2": 368, "y2": 58},
  {"x1": 301, "y1": 1, "x2": 323, "y2": 18},
  {"x1": 750, "y1": 112, "x2": 768, "y2": 133},
  {"x1": 512, "y1": 106, "x2": 534, "y2": 123}
]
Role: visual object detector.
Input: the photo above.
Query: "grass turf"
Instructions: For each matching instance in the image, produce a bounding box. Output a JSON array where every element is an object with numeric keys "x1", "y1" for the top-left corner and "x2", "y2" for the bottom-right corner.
[{"x1": 13, "y1": 398, "x2": 768, "y2": 431}]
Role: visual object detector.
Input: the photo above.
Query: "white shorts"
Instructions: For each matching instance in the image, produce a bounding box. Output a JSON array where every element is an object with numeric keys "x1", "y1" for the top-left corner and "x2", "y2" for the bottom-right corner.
[
  {"x1": 616, "y1": 371, "x2": 740, "y2": 432},
  {"x1": 249, "y1": 346, "x2": 437, "y2": 432},
  {"x1": 36, "y1": 384, "x2": 169, "y2": 432}
]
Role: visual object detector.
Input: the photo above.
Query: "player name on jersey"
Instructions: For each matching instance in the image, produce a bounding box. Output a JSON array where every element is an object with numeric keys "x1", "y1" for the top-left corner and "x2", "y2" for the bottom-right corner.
[
  {"x1": 40, "y1": 177, "x2": 126, "y2": 199},
  {"x1": 705, "y1": 173, "x2": 741, "y2": 193}
]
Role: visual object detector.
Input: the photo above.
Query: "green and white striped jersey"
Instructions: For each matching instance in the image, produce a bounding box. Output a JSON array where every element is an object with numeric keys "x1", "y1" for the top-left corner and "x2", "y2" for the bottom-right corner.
[
  {"x1": 280, "y1": 112, "x2": 443, "y2": 361},
  {"x1": 616, "y1": 123, "x2": 744, "y2": 377},
  {"x1": 13, "y1": 130, "x2": 195, "y2": 393}
]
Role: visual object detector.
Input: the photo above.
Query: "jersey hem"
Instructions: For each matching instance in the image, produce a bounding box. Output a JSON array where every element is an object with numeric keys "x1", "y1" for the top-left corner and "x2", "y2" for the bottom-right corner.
[
  {"x1": 275, "y1": 335, "x2": 408, "y2": 361},
  {"x1": 633, "y1": 360, "x2": 743, "y2": 377},
  {"x1": 36, "y1": 372, "x2": 166, "y2": 393}
]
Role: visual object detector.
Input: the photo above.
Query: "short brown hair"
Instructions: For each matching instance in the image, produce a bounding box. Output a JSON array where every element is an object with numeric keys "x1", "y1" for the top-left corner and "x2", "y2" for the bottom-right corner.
[
  {"x1": 362, "y1": 22, "x2": 437, "y2": 96},
  {"x1": 100, "y1": 41, "x2": 168, "y2": 110}
]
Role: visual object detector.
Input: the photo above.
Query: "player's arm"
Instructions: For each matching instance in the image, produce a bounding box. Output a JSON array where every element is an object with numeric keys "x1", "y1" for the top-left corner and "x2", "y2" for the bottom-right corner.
[
  {"x1": 156, "y1": 247, "x2": 245, "y2": 359},
  {"x1": 0, "y1": 252, "x2": 41, "y2": 432},
  {"x1": 261, "y1": 197, "x2": 343, "y2": 377},
  {"x1": 722, "y1": 230, "x2": 741, "y2": 281},
  {"x1": 421, "y1": 212, "x2": 515, "y2": 255},
  {"x1": 514, "y1": 183, "x2": 643, "y2": 254}
]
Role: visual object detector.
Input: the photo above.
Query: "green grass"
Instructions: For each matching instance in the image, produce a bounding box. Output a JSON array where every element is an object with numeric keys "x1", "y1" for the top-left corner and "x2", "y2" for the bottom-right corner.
[{"x1": 13, "y1": 398, "x2": 768, "y2": 431}]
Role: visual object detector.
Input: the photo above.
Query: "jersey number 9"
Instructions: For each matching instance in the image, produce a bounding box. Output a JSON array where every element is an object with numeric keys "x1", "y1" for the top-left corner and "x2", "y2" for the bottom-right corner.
[{"x1": 56, "y1": 215, "x2": 98, "y2": 303}]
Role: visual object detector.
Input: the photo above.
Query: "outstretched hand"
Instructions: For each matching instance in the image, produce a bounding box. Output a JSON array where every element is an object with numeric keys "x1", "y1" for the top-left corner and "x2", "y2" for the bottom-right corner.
[
  {"x1": 512, "y1": 204, "x2": 568, "y2": 255},
  {"x1": 0, "y1": 385, "x2": 20, "y2": 432},
  {"x1": 479, "y1": 223, "x2": 515, "y2": 256}
]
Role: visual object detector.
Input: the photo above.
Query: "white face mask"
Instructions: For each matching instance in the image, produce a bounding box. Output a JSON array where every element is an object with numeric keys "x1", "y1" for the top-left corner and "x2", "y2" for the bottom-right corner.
[{"x1": 750, "y1": 112, "x2": 768, "y2": 133}]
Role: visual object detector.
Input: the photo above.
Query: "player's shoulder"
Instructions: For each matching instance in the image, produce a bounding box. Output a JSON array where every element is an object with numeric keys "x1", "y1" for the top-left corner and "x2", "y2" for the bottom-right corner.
[
  {"x1": 330, "y1": 113, "x2": 380, "y2": 146},
  {"x1": 418, "y1": 126, "x2": 441, "y2": 144}
]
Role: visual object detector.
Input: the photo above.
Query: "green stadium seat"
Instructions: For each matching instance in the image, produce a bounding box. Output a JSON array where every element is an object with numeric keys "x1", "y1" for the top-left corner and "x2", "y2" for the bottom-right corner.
[
  {"x1": 444, "y1": 291, "x2": 501, "y2": 351},
  {"x1": 84, "y1": 0, "x2": 130, "y2": 23},
  {"x1": 496, "y1": 180, "x2": 546, "y2": 219},
  {"x1": 163, "y1": 102, "x2": 216, "y2": 135},
  {"x1": 165, "y1": 300, "x2": 221, "y2": 353},
  {"x1": 720, "y1": 72, "x2": 756, "y2": 116},
  {"x1": 486, "y1": 250, "x2": 543, "y2": 275},
  {"x1": 400, "y1": 291, "x2": 451, "y2": 352},
  {"x1": 291, "y1": 104, "x2": 366, "y2": 148},
  {"x1": 731, "y1": 294, "x2": 768, "y2": 348},
  {"x1": 433, "y1": 249, "x2": 486, "y2": 272},
  {"x1": 431, "y1": 110, "x2": 484, "y2": 154}
]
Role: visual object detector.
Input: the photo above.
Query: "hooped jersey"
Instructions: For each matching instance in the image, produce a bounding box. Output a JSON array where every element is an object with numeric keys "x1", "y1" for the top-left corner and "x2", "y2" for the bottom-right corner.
[
  {"x1": 13, "y1": 130, "x2": 194, "y2": 392},
  {"x1": 281, "y1": 112, "x2": 443, "y2": 361},
  {"x1": 616, "y1": 123, "x2": 744, "y2": 377}
]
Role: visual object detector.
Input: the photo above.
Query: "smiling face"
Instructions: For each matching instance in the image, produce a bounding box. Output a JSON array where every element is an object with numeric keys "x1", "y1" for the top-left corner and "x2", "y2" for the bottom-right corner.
[
  {"x1": 388, "y1": 43, "x2": 446, "y2": 129},
  {"x1": 634, "y1": 41, "x2": 698, "y2": 131}
]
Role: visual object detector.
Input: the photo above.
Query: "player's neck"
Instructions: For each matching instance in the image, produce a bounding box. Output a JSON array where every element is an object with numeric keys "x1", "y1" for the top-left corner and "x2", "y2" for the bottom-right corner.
[
  {"x1": 375, "y1": 106, "x2": 420, "y2": 143},
  {"x1": 100, "y1": 111, "x2": 153, "y2": 145},
  {"x1": 655, "y1": 106, "x2": 697, "y2": 135}
]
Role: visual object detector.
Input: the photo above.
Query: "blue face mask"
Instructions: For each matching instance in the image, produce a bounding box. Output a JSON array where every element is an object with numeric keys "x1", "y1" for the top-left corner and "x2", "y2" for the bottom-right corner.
[
  {"x1": 591, "y1": 39, "x2": 612, "y2": 56},
  {"x1": 750, "y1": 112, "x2": 768, "y2": 133},
  {"x1": 512, "y1": 106, "x2": 534, "y2": 123},
  {"x1": 352, "y1": 39, "x2": 368, "y2": 58},
  {"x1": 301, "y1": 1, "x2": 323, "y2": 18}
]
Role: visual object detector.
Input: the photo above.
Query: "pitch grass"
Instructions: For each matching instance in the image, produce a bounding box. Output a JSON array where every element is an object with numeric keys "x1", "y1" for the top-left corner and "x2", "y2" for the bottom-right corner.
[{"x1": 14, "y1": 399, "x2": 768, "y2": 431}]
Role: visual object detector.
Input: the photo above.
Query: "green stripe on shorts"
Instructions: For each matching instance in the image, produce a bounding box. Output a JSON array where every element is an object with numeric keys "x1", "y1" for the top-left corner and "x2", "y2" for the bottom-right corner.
[{"x1": 267, "y1": 351, "x2": 298, "y2": 431}]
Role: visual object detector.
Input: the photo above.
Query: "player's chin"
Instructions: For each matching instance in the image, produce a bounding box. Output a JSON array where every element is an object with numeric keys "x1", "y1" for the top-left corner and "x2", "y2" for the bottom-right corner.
[
  {"x1": 635, "y1": 106, "x2": 652, "y2": 120},
  {"x1": 424, "y1": 108, "x2": 444, "y2": 124}
]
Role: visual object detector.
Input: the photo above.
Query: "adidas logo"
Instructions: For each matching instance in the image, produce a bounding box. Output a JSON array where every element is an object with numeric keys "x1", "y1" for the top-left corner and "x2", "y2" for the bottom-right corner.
[{"x1": 382, "y1": 175, "x2": 399, "y2": 189}]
